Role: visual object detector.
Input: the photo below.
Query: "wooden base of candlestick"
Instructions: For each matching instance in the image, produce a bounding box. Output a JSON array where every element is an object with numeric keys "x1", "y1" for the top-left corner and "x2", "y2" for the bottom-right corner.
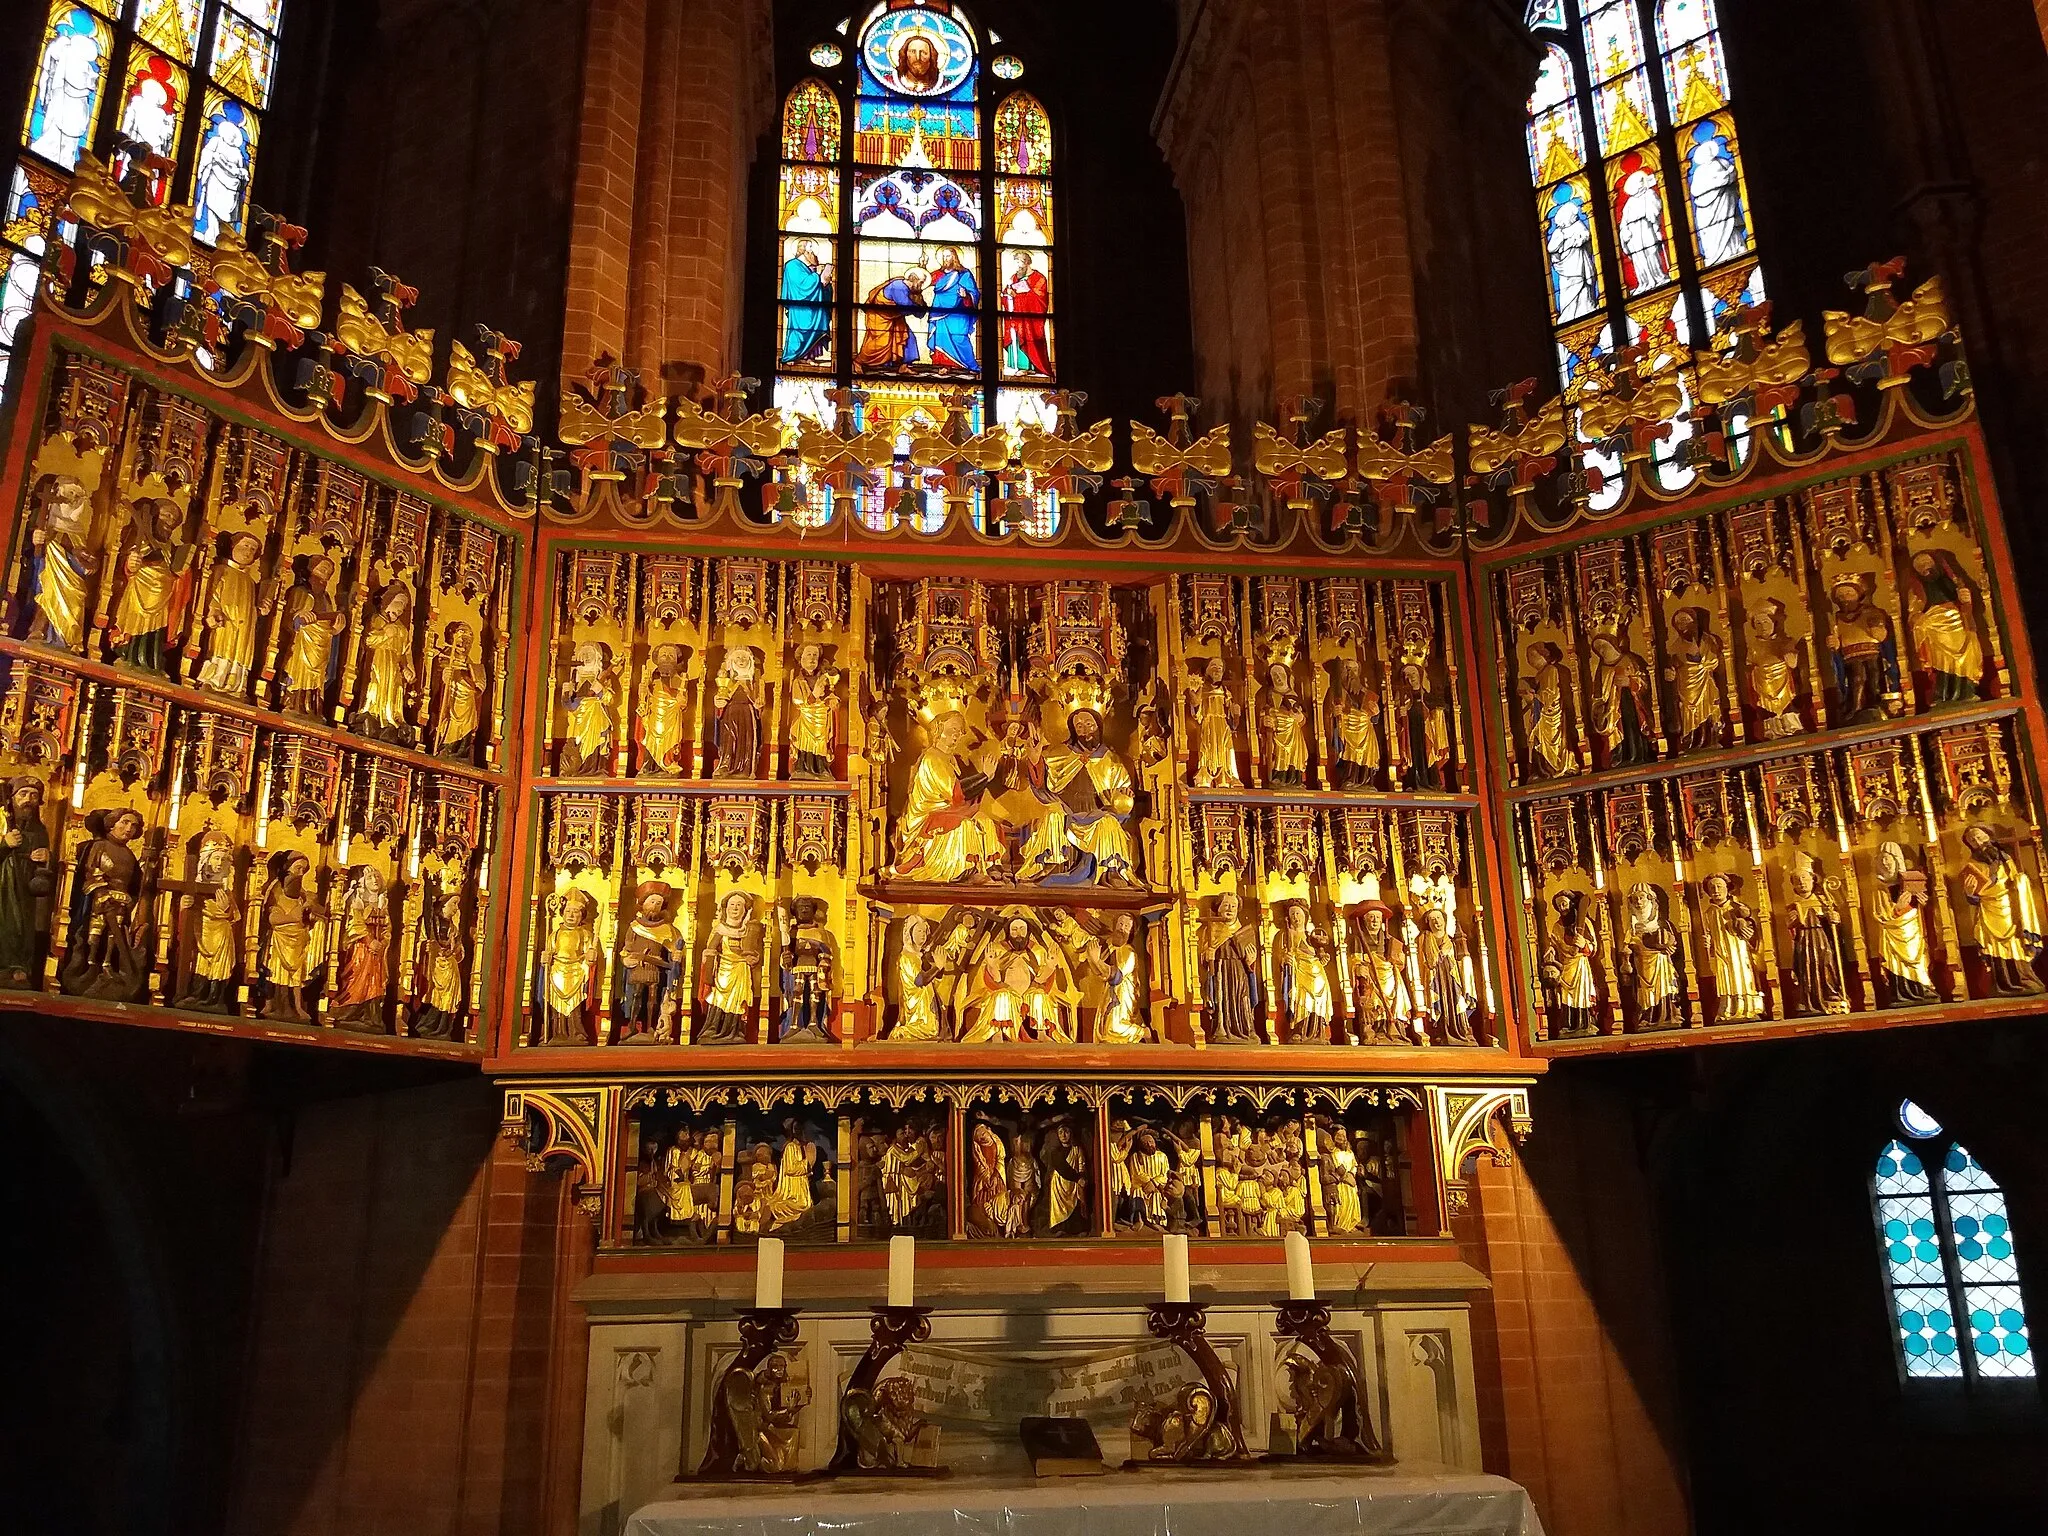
[
  {"x1": 1261, "y1": 1298, "x2": 1394, "y2": 1466},
  {"x1": 683, "y1": 1307, "x2": 809, "y2": 1482},
  {"x1": 826, "y1": 1306, "x2": 949, "y2": 1478},
  {"x1": 1122, "y1": 1302, "x2": 1253, "y2": 1468}
]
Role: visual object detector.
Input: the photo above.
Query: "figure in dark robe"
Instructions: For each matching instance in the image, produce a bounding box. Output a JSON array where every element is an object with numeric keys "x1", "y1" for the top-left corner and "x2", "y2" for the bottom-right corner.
[
  {"x1": 0, "y1": 777, "x2": 51, "y2": 987},
  {"x1": 1201, "y1": 892, "x2": 1264, "y2": 1043},
  {"x1": 712, "y1": 647, "x2": 763, "y2": 779},
  {"x1": 60, "y1": 808, "x2": 152, "y2": 1002}
]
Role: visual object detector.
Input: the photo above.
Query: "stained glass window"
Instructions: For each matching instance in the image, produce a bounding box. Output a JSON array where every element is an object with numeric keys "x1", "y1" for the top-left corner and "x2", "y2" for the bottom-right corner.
[
  {"x1": 1, "y1": 0, "x2": 288, "y2": 394},
  {"x1": 772, "y1": 3, "x2": 1060, "y2": 532},
  {"x1": 1873, "y1": 1100, "x2": 2034, "y2": 1387},
  {"x1": 1524, "y1": 0, "x2": 1763, "y2": 496}
]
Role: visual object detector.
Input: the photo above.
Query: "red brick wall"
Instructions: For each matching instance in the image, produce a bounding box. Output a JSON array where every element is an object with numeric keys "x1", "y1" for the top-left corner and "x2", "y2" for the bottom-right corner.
[{"x1": 228, "y1": 1079, "x2": 590, "y2": 1536}]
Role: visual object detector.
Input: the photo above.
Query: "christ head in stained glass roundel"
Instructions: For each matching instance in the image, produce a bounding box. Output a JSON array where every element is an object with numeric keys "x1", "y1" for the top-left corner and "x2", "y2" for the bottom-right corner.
[{"x1": 860, "y1": 5, "x2": 976, "y2": 98}]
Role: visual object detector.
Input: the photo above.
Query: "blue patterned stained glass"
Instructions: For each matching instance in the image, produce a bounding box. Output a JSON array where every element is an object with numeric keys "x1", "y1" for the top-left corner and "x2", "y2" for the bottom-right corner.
[
  {"x1": 1874, "y1": 1138, "x2": 1926, "y2": 1196},
  {"x1": 1526, "y1": 0, "x2": 1568, "y2": 28}
]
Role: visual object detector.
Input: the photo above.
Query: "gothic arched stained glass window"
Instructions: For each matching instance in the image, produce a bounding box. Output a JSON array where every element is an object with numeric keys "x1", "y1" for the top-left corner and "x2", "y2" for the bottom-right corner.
[
  {"x1": 1523, "y1": 0, "x2": 1762, "y2": 497},
  {"x1": 773, "y1": 1, "x2": 1060, "y2": 530},
  {"x1": 1874, "y1": 1099, "x2": 2034, "y2": 1385},
  {"x1": 2, "y1": 0, "x2": 286, "y2": 393}
]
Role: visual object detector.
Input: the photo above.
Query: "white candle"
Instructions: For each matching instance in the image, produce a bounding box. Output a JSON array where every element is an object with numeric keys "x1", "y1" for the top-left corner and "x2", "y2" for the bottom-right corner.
[
  {"x1": 755, "y1": 1236, "x2": 786, "y2": 1310},
  {"x1": 1163, "y1": 1232, "x2": 1191, "y2": 1304},
  {"x1": 888, "y1": 1235, "x2": 916, "y2": 1308},
  {"x1": 1285, "y1": 1230, "x2": 1315, "y2": 1301}
]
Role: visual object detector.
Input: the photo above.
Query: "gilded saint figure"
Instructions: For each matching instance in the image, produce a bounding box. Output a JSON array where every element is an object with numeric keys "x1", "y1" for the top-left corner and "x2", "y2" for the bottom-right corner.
[
  {"x1": 889, "y1": 915, "x2": 945, "y2": 1041},
  {"x1": 965, "y1": 1122, "x2": 1011, "y2": 1238},
  {"x1": 1519, "y1": 642, "x2": 1575, "y2": 779},
  {"x1": 411, "y1": 891, "x2": 469, "y2": 1041},
  {"x1": 276, "y1": 557, "x2": 343, "y2": 716},
  {"x1": 1091, "y1": 913, "x2": 1153, "y2": 1044},
  {"x1": 1262, "y1": 662, "x2": 1310, "y2": 788},
  {"x1": 893, "y1": 711, "x2": 1010, "y2": 883},
  {"x1": 559, "y1": 643, "x2": 617, "y2": 776},
  {"x1": 1905, "y1": 550, "x2": 1985, "y2": 704},
  {"x1": 1827, "y1": 576, "x2": 1899, "y2": 725},
  {"x1": 1746, "y1": 600, "x2": 1805, "y2": 739},
  {"x1": 697, "y1": 890, "x2": 763, "y2": 1044},
  {"x1": 1960, "y1": 825, "x2": 2046, "y2": 997},
  {"x1": 616, "y1": 884, "x2": 683, "y2": 1043},
  {"x1": 26, "y1": 474, "x2": 100, "y2": 653},
  {"x1": 960, "y1": 912, "x2": 1075, "y2": 1043},
  {"x1": 197, "y1": 533, "x2": 273, "y2": 695},
  {"x1": 1111, "y1": 1122, "x2": 1180, "y2": 1232},
  {"x1": 1326, "y1": 658, "x2": 1383, "y2": 789},
  {"x1": 258, "y1": 850, "x2": 326, "y2": 1023},
  {"x1": 1624, "y1": 882, "x2": 1681, "y2": 1028},
  {"x1": 108, "y1": 499, "x2": 191, "y2": 674},
  {"x1": 1038, "y1": 1121, "x2": 1091, "y2": 1237},
  {"x1": 541, "y1": 888, "x2": 601, "y2": 1044},
  {"x1": 1416, "y1": 903, "x2": 1479, "y2": 1045},
  {"x1": 59, "y1": 808, "x2": 151, "y2": 1002},
  {"x1": 634, "y1": 644, "x2": 690, "y2": 775},
  {"x1": 0, "y1": 776, "x2": 52, "y2": 988},
  {"x1": 1183, "y1": 656, "x2": 1242, "y2": 788},
  {"x1": 1273, "y1": 901, "x2": 1334, "y2": 1043},
  {"x1": 1199, "y1": 891, "x2": 1264, "y2": 1043},
  {"x1": 1588, "y1": 630, "x2": 1656, "y2": 767},
  {"x1": 1392, "y1": 655, "x2": 1453, "y2": 790},
  {"x1": 432, "y1": 622, "x2": 487, "y2": 761},
  {"x1": 1699, "y1": 872, "x2": 1764, "y2": 1023},
  {"x1": 351, "y1": 584, "x2": 417, "y2": 742},
  {"x1": 174, "y1": 830, "x2": 239, "y2": 1012},
  {"x1": 1016, "y1": 704, "x2": 1139, "y2": 886},
  {"x1": 1664, "y1": 607, "x2": 1725, "y2": 751},
  {"x1": 1540, "y1": 891, "x2": 1600, "y2": 1038},
  {"x1": 1320, "y1": 1126, "x2": 1367, "y2": 1236},
  {"x1": 1349, "y1": 902, "x2": 1412, "y2": 1044},
  {"x1": 1872, "y1": 841, "x2": 1938, "y2": 1006},
  {"x1": 712, "y1": 646, "x2": 763, "y2": 779},
  {"x1": 777, "y1": 895, "x2": 836, "y2": 1042},
  {"x1": 1784, "y1": 859, "x2": 1850, "y2": 1016},
  {"x1": 330, "y1": 866, "x2": 393, "y2": 1031},
  {"x1": 787, "y1": 642, "x2": 841, "y2": 779}
]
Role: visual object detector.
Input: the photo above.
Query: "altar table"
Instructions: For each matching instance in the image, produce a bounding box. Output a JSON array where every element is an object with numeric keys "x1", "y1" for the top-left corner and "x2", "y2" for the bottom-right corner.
[{"x1": 626, "y1": 1467, "x2": 1545, "y2": 1536}]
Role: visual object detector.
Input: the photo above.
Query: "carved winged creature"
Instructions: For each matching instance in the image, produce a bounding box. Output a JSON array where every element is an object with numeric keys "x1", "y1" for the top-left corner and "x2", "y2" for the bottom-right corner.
[
  {"x1": 1697, "y1": 315, "x2": 1810, "y2": 412},
  {"x1": 446, "y1": 333, "x2": 536, "y2": 451},
  {"x1": 335, "y1": 281, "x2": 434, "y2": 400},
  {"x1": 1824, "y1": 266, "x2": 1951, "y2": 384}
]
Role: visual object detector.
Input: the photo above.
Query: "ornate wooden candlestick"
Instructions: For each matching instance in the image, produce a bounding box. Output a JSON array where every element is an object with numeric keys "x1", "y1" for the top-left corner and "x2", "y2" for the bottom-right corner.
[
  {"x1": 1124, "y1": 1301, "x2": 1252, "y2": 1466},
  {"x1": 825, "y1": 1305, "x2": 947, "y2": 1477},
  {"x1": 685, "y1": 1306, "x2": 807, "y2": 1481},
  {"x1": 1266, "y1": 1298, "x2": 1393, "y2": 1464}
]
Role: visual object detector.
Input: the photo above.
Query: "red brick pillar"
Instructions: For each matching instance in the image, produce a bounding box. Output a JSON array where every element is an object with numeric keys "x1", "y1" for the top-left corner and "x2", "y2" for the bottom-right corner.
[{"x1": 562, "y1": 0, "x2": 773, "y2": 389}]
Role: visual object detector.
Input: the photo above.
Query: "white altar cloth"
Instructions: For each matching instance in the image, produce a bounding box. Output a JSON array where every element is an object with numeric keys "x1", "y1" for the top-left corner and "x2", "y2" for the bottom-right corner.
[{"x1": 626, "y1": 1467, "x2": 1545, "y2": 1536}]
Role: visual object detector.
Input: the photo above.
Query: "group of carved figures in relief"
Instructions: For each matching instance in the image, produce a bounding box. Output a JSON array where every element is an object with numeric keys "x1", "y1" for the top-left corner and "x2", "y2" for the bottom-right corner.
[
  {"x1": 1500, "y1": 460, "x2": 2006, "y2": 786},
  {"x1": 626, "y1": 1097, "x2": 1409, "y2": 1246},
  {"x1": 21, "y1": 456, "x2": 507, "y2": 772},
  {"x1": 1523, "y1": 722, "x2": 2046, "y2": 1041}
]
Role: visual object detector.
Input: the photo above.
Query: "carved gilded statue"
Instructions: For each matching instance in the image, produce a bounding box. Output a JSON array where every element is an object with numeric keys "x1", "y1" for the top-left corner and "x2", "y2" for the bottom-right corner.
[
  {"x1": 1519, "y1": 642, "x2": 1574, "y2": 779},
  {"x1": 1017, "y1": 704, "x2": 1138, "y2": 886},
  {"x1": 1391, "y1": 655, "x2": 1453, "y2": 791},
  {"x1": 960, "y1": 911, "x2": 1078, "y2": 1042},
  {"x1": 1905, "y1": 549, "x2": 1984, "y2": 703},
  {"x1": 1038, "y1": 1120, "x2": 1092, "y2": 1236},
  {"x1": 787, "y1": 642, "x2": 841, "y2": 779},
  {"x1": 1663, "y1": 607, "x2": 1724, "y2": 751},
  {"x1": 890, "y1": 915, "x2": 944, "y2": 1040},
  {"x1": 1624, "y1": 882, "x2": 1681, "y2": 1028},
  {"x1": 1587, "y1": 630, "x2": 1655, "y2": 767},
  {"x1": 1416, "y1": 905, "x2": 1479, "y2": 1044},
  {"x1": 777, "y1": 896, "x2": 836, "y2": 1042},
  {"x1": 26, "y1": 474, "x2": 100, "y2": 653},
  {"x1": 1111, "y1": 1121, "x2": 1182, "y2": 1232},
  {"x1": 432, "y1": 622, "x2": 487, "y2": 761},
  {"x1": 770, "y1": 1118, "x2": 823, "y2": 1233},
  {"x1": 697, "y1": 890, "x2": 763, "y2": 1045},
  {"x1": 876, "y1": 1121, "x2": 942, "y2": 1235},
  {"x1": 1200, "y1": 891, "x2": 1264, "y2": 1043},
  {"x1": 966, "y1": 1123, "x2": 1012, "y2": 1238},
  {"x1": 893, "y1": 712, "x2": 1009, "y2": 883},
  {"x1": 1698, "y1": 872, "x2": 1763, "y2": 1023},
  {"x1": 330, "y1": 866, "x2": 392, "y2": 1031},
  {"x1": 1540, "y1": 891, "x2": 1600, "y2": 1038},
  {"x1": 351, "y1": 584, "x2": 417, "y2": 741},
  {"x1": 277, "y1": 557, "x2": 343, "y2": 716},
  {"x1": 712, "y1": 646, "x2": 764, "y2": 779},
  {"x1": 559, "y1": 643, "x2": 618, "y2": 776},
  {"x1": 1320, "y1": 1126, "x2": 1366, "y2": 1235},
  {"x1": 1326, "y1": 659, "x2": 1382, "y2": 789},
  {"x1": 1785, "y1": 859, "x2": 1850, "y2": 1016},
  {"x1": 411, "y1": 890, "x2": 468, "y2": 1041},
  {"x1": 108, "y1": 499, "x2": 190, "y2": 673},
  {"x1": 197, "y1": 533, "x2": 272, "y2": 694},
  {"x1": 1349, "y1": 902, "x2": 1411, "y2": 1044},
  {"x1": 1184, "y1": 656, "x2": 1242, "y2": 788},
  {"x1": 0, "y1": 776, "x2": 51, "y2": 988},
  {"x1": 1746, "y1": 599, "x2": 1805, "y2": 739},
  {"x1": 634, "y1": 644, "x2": 690, "y2": 775},
  {"x1": 616, "y1": 884, "x2": 682, "y2": 1043},
  {"x1": 1273, "y1": 901, "x2": 1334, "y2": 1043},
  {"x1": 542, "y1": 888, "x2": 601, "y2": 1043},
  {"x1": 1263, "y1": 663, "x2": 1310, "y2": 788},
  {"x1": 173, "y1": 829, "x2": 239, "y2": 1012},
  {"x1": 259, "y1": 851, "x2": 326, "y2": 1023},
  {"x1": 1872, "y1": 841, "x2": 1937, "y2": 1006},
  {"x1": 60, "y1": 808, "x2": 150, "y2": 1001},
  {"x1": 1827, "y1": 576, "x2": 1899, "y2": 725},
  {"x1": 1091, "y1": 913, "x2": 1153, "y2": 1044},
  {"x1": 1960, "y1": 825, "x2": 2045, "y2": 997}
]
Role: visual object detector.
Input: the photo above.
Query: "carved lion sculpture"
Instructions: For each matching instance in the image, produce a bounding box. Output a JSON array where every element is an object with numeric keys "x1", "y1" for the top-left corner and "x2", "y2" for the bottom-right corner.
[{"x1": 841, "y1": 1375, "x2": 928, "y2": 1470}]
